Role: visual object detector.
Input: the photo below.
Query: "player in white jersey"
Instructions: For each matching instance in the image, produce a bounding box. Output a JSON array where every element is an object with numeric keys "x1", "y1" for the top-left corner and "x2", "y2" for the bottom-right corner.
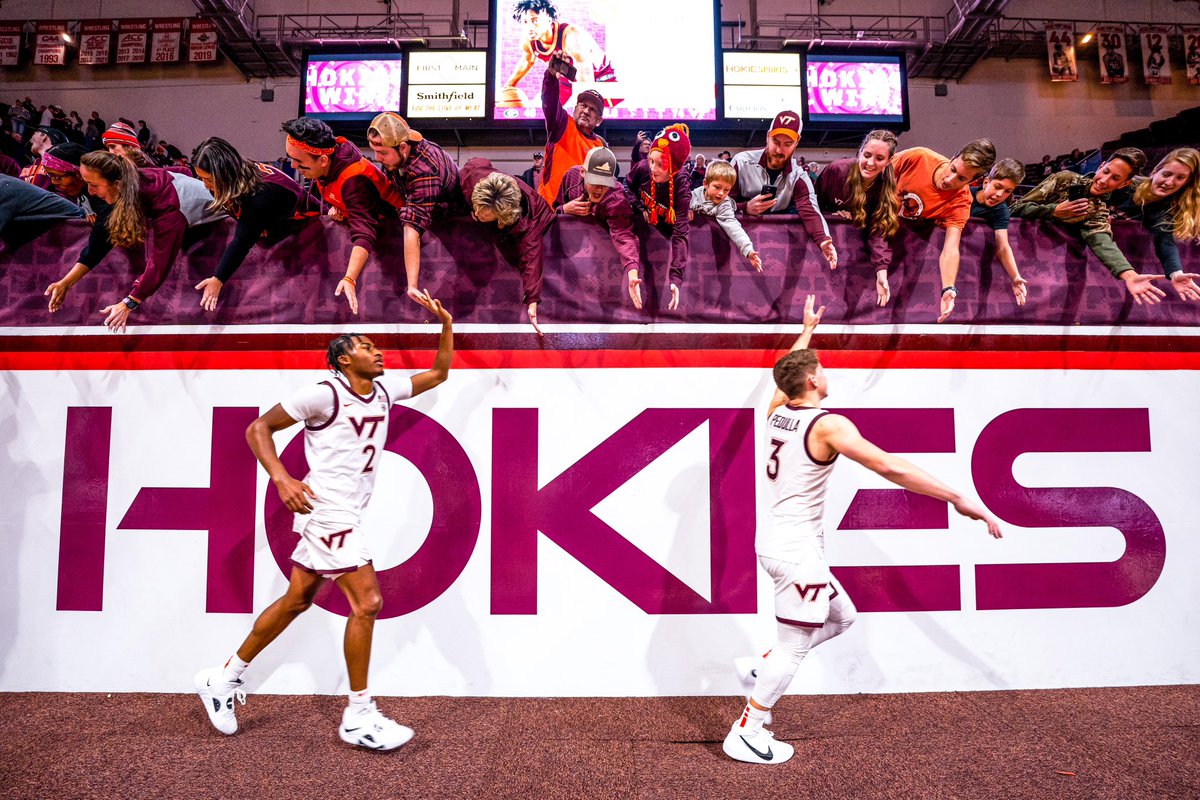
[
  {"x1": 194, "y1": 291, "x2": 453, "y2": 751},
  {"x1": 723, "y1": 296, "x2": 1002, "y2": 765}
]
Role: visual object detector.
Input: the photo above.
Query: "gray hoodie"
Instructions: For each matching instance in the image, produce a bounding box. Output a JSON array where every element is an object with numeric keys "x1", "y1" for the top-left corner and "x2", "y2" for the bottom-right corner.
[{"x1": 690, "y1": 185, "x2": 754, "y2": 257}]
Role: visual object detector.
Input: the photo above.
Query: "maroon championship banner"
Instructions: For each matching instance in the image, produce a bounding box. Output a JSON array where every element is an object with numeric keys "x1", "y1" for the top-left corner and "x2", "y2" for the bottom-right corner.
[
  {"x1": 33, "y1": 21, "x2": 67, "y2": 66},
  {"x1": 151, "y1": 18, "x2": 182, "y2": 63},
  {"x1": 1184, "y1": 26, "x2": 1200, "y2": 86},
  {"x1": 1139, "y1": 26, "x2": 1172, "y2": 85},
  {"x1": 116, "y1": 19, "x2": 148, "y2": 64},
  {"x1": 1045, "y1": 23, "x2": 1077, "y2": 82},
  {"x1": 1097, "y1": 25, "x2": 1129, "y2": 85},
  {"x1": 188, "y1": 17, "x2": 218, "y2": 62},
  {"x1": 0, "y1": 22, "x2": 21, "y2": 66},
  {"x1": 78, "y1": 20, "x2": 113, "y2": 66}
]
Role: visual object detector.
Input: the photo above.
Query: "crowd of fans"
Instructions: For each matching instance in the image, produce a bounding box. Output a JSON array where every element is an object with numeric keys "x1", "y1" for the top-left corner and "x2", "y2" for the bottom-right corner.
[{"x1": 2, "y1": 73, "x2": 1198, "y2": 333}]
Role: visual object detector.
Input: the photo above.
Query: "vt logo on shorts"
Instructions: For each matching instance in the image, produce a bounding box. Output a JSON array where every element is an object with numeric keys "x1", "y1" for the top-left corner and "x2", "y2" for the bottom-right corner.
[{"x1": 320, "y1": 529, "x2": 351, "y2": 550}]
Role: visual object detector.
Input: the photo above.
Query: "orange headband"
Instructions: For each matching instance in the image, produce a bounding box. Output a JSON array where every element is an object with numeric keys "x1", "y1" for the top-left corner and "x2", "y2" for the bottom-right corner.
[{"x1": 286, "y1": 135, "x2": 335, "y2": 156}]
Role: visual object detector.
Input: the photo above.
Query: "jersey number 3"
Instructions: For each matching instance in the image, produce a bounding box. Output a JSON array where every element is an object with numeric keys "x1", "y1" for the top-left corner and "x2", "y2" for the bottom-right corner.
[{"x1": 766, "y1": 438, "x2": 785, "y2": 481}]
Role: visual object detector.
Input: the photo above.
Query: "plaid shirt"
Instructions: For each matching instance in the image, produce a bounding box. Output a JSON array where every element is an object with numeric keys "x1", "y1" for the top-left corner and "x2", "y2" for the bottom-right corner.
[{"x1": 388, "y1": 138, "x2": 462, "y2": 235}]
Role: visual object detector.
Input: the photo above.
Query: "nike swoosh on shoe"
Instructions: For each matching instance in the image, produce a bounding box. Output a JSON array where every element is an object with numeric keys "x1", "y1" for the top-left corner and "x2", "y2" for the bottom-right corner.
[{"x1": 740, "y1": 735, "x2": 774, "y2": 761}]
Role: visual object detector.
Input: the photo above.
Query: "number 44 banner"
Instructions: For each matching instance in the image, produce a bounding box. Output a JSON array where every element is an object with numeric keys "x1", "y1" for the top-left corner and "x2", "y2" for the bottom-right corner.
[
  {"x1": 1046, "y1": 23, "x2": 1078, "y2": 82},
  {"x1": 1140, "y1": 26, "x2": 1172, "y2": 85}
]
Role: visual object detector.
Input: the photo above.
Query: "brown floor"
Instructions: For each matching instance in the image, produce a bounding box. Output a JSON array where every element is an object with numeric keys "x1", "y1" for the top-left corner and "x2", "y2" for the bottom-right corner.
[{"x1": 1, "y1": 686, "x2": 1197, "y2": 800}]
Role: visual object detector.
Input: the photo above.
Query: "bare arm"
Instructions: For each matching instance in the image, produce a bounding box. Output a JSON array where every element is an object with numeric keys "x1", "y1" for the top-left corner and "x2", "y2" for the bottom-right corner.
[
  {"x1": 561, "y1": 26, "x2": 597, "y2": 83},
  {"x1": 767, "y1": 295, "x2": 825, "y2": 417},
  {"x1": 410, "y1": 292, "x2": 454, "y2": 397},
  {"x1": 246, "y1": 404, "x2": 315, "y2": 514},
  {"x1": 505, "y1": 41, "x2": 537, "y2": 88},
  {"x1": 993, "y1": 228, "x2": 1027, "y2": 306},
  {"x1": 816, "y1": 414, "x2": 1002, "y2": 537},
  {"x1": 334, "y1": 244, "x2": 371, "y2": 315},
  {"x1": 937, "y1": 225, "x2": 963, "y2": 323}
]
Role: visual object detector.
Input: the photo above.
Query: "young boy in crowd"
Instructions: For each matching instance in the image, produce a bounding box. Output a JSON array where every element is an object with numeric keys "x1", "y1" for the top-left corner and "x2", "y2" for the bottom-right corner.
[
  {"x1": 969, "y1": 158, "x2": 1029, "y2": 306},
  {"x1": 690, "y1": 160, "x2": 763, "y2": 272},
  {"x1": 1012, "y1": 147, "x2": 1166, "y2": 305}
]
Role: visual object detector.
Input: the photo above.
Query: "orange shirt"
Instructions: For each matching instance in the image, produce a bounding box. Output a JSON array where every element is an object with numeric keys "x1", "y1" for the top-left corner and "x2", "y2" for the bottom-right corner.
[
  {"x1": 892, "y1": 147, "x2": 972, "y2": 230},
  {"x1": 539, "y1": 120, "x2": 605, "y2": 206}
]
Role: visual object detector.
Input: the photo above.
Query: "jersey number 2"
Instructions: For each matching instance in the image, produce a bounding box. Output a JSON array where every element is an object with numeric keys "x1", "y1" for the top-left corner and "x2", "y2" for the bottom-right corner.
[
  {"x1": 362, "y1": 444, "x2": 377, "y2": 473},
  {"x1": 766, "y1": 438, "x2": 785, "y2": 481}
]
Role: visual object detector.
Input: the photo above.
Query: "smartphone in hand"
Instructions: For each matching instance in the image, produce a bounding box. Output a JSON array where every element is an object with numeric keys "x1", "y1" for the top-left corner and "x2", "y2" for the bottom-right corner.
[
  {"x1": 548, "y1": 53, "x2": 578, "y2": 82},
  {"x1": 1067, "y1": 183, "x2": 1089, "y2": 202},
  {"x1": 760, "y1": 184, "x2": 778, "y2": 198}
]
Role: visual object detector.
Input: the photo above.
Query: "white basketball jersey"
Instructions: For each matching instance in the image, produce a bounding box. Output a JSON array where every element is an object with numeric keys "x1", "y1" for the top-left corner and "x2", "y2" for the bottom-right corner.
[
  {"x1": 281, "y1": 373, "x2": 413, "y2": 529},
  {"x1": 756, "y1": 404, "x2": 838, "y2": 560}
]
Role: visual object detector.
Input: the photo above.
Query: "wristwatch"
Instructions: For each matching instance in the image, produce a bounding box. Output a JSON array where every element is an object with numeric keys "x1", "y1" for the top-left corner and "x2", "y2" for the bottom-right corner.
[
  {"x1": 122, "y1": 296, "x2": 139, "y2": 310},
  {"x1": 941, "y1": 286, "x2": 958, "y2": 296}
]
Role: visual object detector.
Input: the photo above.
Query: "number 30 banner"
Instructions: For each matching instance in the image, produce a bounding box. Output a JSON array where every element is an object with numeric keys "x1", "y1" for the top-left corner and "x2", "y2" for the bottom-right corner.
[{"x1": 1097, "y1": 25, "x2": 1129, "y2": 85}]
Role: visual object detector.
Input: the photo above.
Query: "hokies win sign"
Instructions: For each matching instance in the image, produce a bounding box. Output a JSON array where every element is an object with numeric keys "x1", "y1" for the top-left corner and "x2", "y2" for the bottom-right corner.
[{"x1": 4, "y1": 363, "x2": 1198, "y2": 696}]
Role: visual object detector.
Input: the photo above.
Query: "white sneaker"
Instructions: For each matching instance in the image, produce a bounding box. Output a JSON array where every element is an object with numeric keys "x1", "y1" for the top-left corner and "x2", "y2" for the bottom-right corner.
[
  {"x1": 339, "y1": 702, "x2": 414, "y2": 751},
  {"x1": 722, "y1": 723, "x2": 794, "y2": 765},
  {"x1": 733, "y1": 655, "x2": 772, "y2": 726},
  {"x1": 194, "y1": 668, "x2": 246, "y2": 735}
]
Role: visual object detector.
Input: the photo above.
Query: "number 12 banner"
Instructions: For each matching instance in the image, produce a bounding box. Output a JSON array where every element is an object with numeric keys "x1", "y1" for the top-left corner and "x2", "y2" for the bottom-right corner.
[{"x1": 1140, "y1": 26, "x2": 1172, "y2": 85}]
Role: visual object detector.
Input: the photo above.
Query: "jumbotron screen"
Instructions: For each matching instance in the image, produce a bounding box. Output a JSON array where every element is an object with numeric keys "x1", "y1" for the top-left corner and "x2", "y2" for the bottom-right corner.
[
  {"x1": 491, "y1": 0, "x2": 718, "y2": 123},
  {"x1": 805, "y1": 53, "x2": 907, "y2": 125},
  {"x1": 302, "y1": 53, "x2": 404, "y2": 120}
]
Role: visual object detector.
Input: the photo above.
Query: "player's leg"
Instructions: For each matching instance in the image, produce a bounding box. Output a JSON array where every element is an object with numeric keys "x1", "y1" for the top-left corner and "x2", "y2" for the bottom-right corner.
[
  {"x1": 807, "y1": 576, "x2": 857, "y2": 649},
  {"x1": 333, "y1": 564, "x2": 413, "y2": 751},
  {"x1": 335, "y1": 563, "x2": 383, "y2": 693},
  {"x1": 194, "y1": 566, "x2": 324, "y2": 735}
]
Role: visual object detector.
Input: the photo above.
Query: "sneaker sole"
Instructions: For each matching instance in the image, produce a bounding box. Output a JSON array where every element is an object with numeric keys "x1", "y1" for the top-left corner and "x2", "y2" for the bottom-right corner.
[{"x1": 338, "y1": 726, "x2": 414, "y2": 752}]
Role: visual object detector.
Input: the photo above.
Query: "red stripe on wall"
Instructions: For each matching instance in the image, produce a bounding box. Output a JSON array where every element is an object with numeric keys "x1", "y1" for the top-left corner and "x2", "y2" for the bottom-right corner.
[{"x1": 4, "y1": 349, "x2": 1200, "y2": 370}]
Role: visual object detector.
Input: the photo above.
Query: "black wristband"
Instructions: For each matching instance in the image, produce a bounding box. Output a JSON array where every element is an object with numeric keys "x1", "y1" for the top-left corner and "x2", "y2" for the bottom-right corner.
[
  {"x1": 122, "y1": 296, "x2": 139, "y2": 310},
  {"x1": 941, "y1": 286, "x2": 958, "y2": 296}
]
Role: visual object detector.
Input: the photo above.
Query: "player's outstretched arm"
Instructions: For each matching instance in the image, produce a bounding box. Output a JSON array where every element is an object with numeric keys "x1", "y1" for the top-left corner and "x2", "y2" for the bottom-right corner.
[
  {"x1": 246, "y1": 404, "x2": 315, "y2": 514},
  {"x1": 411, "y1": 291, "x2": 454, "y2": 397},
  {"x1": 816, "y1": 414, "x2": 1003, "y2": 538},
  {"x1": 767, "y1": 295, "x2": 825, "y2": 416}
]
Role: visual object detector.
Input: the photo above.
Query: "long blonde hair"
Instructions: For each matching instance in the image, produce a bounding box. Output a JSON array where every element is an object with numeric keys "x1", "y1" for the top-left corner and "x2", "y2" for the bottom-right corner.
[
  {"x1": 844, "y1": 129, "x2": 900, "y2": 238},
  {"x1": 81, "y1": 151, "x2": 145, "y2": 247},
  {"x1": 1133, "y1": 147, "x2": 1200, "y2": 242}
]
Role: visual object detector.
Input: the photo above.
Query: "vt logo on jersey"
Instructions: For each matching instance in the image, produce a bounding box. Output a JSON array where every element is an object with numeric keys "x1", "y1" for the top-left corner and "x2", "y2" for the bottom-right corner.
[{"x1": 350, "y1": 415, "x2": 385, "y2": 437}]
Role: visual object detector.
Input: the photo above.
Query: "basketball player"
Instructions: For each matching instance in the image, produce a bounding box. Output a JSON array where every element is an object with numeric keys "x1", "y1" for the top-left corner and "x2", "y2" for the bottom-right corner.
[
  {"x1": 194, "y1": 293, "x2": 453, "y2": 751},
  {"x1": 500, "y1": 0, "x2": 617, "y2": 106},
  {"x1": 724, "y1": 296, "x2": 1002, "y2": 765}
]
